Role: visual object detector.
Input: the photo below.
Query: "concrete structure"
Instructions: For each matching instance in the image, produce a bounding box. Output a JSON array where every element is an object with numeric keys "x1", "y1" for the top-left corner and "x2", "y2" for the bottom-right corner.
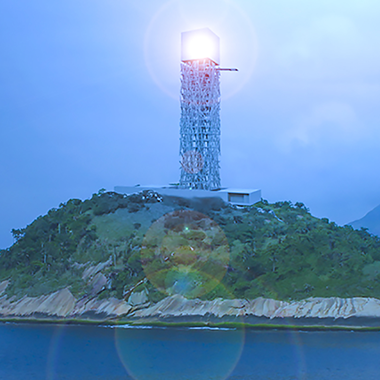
[
  {"x1": 216, "y1": 188, "x2": 262, "y2": 205},
  {"x1": 114, "y1": 186, "x2": 261, "y2": 206}
]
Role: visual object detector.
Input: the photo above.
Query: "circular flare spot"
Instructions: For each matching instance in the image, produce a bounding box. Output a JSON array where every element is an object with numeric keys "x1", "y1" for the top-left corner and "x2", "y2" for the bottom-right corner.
[
  {"x1": 141, "y1": 210, "x2": 229, "y2": 299},
  {"x1": 143, "y1": 0, "x2": 258, "y2": 101},
  {"x1": 181, "y1": 150, "x2": 204, "y2": 174},
  {"x1": 115, "y1": 282, "x2": 246, "y2": 380}
]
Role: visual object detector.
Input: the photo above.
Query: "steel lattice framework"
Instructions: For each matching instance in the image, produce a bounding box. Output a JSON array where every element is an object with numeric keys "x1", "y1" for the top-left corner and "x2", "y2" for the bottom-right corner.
[{"x1": 179, "y1": 59, "x2": 221, "y2": 190}]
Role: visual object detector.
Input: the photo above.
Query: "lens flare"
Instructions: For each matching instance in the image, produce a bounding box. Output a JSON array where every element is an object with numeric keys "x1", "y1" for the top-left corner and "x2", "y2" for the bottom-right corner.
[
  {"x1": 115, "y1": 281, "x2": 246, "y2": 380},
  {"x1": 141, "y1": 209, "x2": 229, "y2": 299},
  {"x1": 181, "y1": 150, "x2": 204, "y2": 174},
  {"x1": 45, "y1": 323, "x2": 69, "y2": 380},
  {"x1": 143, "y1": 0, "x2": 258, "y2": 100},
  {"x1": 187, "y1": 35, "x2": 215, "y2": 61}
]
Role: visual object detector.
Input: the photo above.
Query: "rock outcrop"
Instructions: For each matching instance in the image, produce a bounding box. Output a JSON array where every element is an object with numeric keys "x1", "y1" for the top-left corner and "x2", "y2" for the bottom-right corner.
[
  {"x1": 0, "y1": 280, "x2": 9, "y2": 296},
  {"x1": 132, "y1": 294, "x2": 380, "y2": 320},
  {"x1": 72, "y1": 295, "x2": 132, "y2": 317},
  {"x1": 0, "y1": 288, "x2": 76, "y2": 317},
  {"x1": 127, "y1": 288, "x2": 149, "y2": 307},
  {"x1": 82, "y1": 259, "x2": 112, "y2": 280},
  {"x1": 1, "y1": 279, "x2": 380, "y2": 322},
  {"x1": 0, "y1": 282, "x2": 132, "y2": 319}
]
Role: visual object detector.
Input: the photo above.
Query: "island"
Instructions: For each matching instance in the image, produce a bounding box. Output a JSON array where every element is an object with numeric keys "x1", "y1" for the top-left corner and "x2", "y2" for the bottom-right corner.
[{"x1": 1, "y1": 190, "x2": 380, "y2": 330}]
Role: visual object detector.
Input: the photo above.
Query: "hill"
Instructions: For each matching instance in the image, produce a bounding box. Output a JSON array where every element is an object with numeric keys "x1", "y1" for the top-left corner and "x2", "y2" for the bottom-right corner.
[
  {"x1": 1, "y1": 189, "x2": 380, "y2": 310},
  {"x1": 349, "y1": 204, "x2": 380, "y2": 237}
]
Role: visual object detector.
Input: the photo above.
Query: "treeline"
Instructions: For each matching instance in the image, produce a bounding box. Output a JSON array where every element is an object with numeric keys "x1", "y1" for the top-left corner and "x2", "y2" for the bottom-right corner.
[
  {"x1": 211, "y1": 200, "x2": 380, "y2": 300},
  {"x1": 0, "y1": 190, "x2": 161, "y2": 297}
]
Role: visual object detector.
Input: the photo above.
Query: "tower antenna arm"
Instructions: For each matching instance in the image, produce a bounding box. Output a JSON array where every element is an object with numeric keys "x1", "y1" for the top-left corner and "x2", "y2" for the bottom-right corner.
[{"x1": 216, "y1": 68, "x2": 238, "y2": 71}]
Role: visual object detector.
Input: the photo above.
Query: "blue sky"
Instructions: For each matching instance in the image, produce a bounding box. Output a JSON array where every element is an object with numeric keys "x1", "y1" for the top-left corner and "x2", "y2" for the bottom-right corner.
[{"x1": 1, "y1": 0, "x2": 380, "y2": 248}]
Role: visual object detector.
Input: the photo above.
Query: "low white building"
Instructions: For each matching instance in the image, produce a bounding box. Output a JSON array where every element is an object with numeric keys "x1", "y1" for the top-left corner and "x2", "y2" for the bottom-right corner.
[{"x1": 114, "y1": 185, "x2": 261, "y2": 206}]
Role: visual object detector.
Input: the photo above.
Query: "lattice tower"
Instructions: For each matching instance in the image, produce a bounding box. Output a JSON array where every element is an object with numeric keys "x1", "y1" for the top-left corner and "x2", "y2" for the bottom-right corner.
[{"x1": 179, "y1": 58, "x2": 221, "y2": 190}]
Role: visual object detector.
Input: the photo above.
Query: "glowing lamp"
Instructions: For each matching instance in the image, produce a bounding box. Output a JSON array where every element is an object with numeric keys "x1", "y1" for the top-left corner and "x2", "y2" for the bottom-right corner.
[{"x1": 181, "y1": 28, "x2": 220, "y2": 65}]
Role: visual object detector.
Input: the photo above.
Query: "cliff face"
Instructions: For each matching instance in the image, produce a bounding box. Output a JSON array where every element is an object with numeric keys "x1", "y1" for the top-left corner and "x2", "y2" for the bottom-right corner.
[
  {"x1": 0, "y1": 284, "x2": 132, "y2": 319},
  {"x1": 2, "y1": 280, "x2": 380, "y2": 322},
  {"x1": 132, "y1": 294, "x2": 380, "y2": 320}
]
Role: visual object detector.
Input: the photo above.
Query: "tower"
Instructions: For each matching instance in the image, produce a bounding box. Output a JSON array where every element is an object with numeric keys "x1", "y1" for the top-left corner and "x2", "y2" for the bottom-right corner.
[
  {"x1": 115, "y1": 30, "x2": 261, "y2": 206},
  {"x1": 179, "y1": 59, "x2": 220, "y2": 189},
  {"x1": 179, "y1": 29, "x2": 225, "y2": 190}
]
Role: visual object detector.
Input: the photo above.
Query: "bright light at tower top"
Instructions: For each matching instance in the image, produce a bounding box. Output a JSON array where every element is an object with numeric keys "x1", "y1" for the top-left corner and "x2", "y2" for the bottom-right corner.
[{"x1": 181, "y1": 28, "x2": 220, "y2": 65}]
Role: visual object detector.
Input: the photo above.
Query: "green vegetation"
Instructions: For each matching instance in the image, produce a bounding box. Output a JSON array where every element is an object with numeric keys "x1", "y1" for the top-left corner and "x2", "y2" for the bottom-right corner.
[
  {"x1": 123, "y1": 320, "x2": 380, "y2": 332},
  {"x1": 1, "y1": 190, "x2": 380, "y2": 302},
  {"x1": 2, "y1": 318, "x2": 380, "y2": 331},
  {"x1": 141, "y1": 209, "x2": 229, "y2": 299}
]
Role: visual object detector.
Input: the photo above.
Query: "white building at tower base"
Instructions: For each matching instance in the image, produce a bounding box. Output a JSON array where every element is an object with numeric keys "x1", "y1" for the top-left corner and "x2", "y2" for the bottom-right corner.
[{"x1": 114, "y1": 185, "x2": 261, "y2": 206}]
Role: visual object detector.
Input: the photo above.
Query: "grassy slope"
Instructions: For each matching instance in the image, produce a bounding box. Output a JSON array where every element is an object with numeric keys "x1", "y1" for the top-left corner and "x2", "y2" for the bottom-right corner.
[{"x1": 1, "y1": 190, "x2": 380, "y2": 302}]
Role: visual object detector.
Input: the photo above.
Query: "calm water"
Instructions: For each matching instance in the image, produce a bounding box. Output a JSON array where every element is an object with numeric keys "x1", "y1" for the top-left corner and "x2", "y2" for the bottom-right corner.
[{"x1": 0, "y1": 322, "x2": 380, "y2": 379}]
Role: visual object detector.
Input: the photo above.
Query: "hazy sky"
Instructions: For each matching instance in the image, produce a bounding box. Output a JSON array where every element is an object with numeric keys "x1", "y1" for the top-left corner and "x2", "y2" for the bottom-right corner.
[{"x1": 1, "y1": 0, "x2": 380, "y2": 248}]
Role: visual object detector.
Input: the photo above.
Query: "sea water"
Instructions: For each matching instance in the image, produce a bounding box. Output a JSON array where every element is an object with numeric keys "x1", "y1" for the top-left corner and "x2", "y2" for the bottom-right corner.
[{"x1": 0, "y1": 322, "x2": 379, "y2": 380}]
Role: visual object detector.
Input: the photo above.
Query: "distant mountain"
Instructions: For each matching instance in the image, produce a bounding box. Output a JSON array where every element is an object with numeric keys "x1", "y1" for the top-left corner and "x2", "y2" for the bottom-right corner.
[{"x1": 349, "y1": 204, "x2": 380, "y2": 237}]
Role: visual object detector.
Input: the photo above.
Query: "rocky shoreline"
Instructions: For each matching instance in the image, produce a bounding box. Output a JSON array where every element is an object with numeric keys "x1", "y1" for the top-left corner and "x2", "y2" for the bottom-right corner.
[{"x1": 2, "y1": 280, "x2": 380, "y2": 329}]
